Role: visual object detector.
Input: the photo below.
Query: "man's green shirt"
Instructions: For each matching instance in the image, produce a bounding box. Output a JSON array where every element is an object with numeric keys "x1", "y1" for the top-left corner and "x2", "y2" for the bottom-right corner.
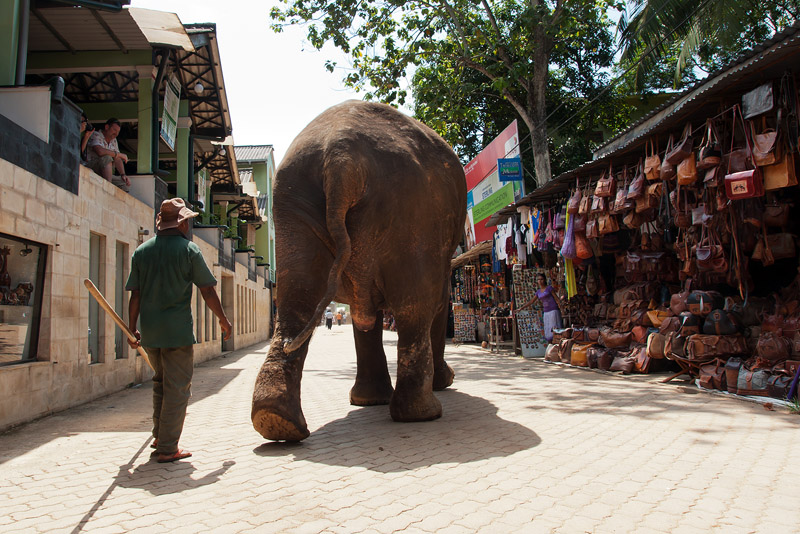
[{"x1": 126, "y1": 233, "x2": 217, "y2": 348}]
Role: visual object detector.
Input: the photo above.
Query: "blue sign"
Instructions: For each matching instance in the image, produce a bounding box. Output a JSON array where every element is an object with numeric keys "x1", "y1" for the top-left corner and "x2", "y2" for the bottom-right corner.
[{"x1": 498, "y1": 157, "x2": 523, "y2": 182}]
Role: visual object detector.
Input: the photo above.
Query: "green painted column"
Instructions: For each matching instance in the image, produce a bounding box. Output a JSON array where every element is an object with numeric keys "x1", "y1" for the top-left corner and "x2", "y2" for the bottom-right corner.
[
  {"x1": 252, "y1": 162, "x2": 270, "y2": 261},
  {"x1": 0, "y1": 0, "x2": 21, "y2": 86},
  {"x1": 175, "y1": 115, "x2": 191, "y2": 199},
  {"x1": 136, "y1": 65, "x2": 154, "y2": 174}
]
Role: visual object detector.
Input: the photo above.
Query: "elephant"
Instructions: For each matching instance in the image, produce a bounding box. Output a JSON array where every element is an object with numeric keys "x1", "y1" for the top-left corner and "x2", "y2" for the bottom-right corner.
[{"x1": 251, "y1": 100, "x2": 467, "y2": 441}]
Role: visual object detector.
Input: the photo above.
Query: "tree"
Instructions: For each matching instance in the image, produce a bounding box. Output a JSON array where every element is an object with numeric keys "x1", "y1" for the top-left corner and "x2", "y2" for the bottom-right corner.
[
  {"x1": 618, "y1": 0, "x2": 799, "y2": 90},
  {"x1": 271, "y1": 0, "x2": 623, "y2": 185}
]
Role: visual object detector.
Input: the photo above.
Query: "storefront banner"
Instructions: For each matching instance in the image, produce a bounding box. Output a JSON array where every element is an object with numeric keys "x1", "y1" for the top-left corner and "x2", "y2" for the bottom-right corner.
[
  {"x1": 472, "y1": 183, "x2": 515, "y2": 223},
  {"x1": 160, "y1": 74, "x2": 181, "y2": 151},
  {"x1": 498, "y1": 157, "x2": 523, "y2": 182},
  {"x1": 197, "y1": 168, "x2": 208, "y2": 214},
  {"x1": 464, "y1": 120, "x2": 520, "y2": 191}
]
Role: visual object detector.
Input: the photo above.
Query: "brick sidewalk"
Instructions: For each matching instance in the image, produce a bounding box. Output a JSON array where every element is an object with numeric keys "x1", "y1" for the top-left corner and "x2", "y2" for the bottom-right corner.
[{"x1": 1, "y1": 325, "x2": 799, "y2": 533}]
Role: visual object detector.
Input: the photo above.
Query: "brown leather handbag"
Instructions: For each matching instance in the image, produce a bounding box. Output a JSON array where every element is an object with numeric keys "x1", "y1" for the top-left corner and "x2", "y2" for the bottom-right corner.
[
  {"x1": 749, "y1": 118, "x2": 781, "y2": 167},
  {"x1": 600, "y1": 328, "x2": 632, "y2": 349},
  {"x1": 567, "y1": 179, "x2": 582, "y2": 214},
  {"x1": 545, "y1": 343, "x2": 561, "y2": 362},
  {"x1": 702, "y1": 309, "x2": 741, "y2": 336},
  {"x1": 595, "y1": 163, "x2": 616, "y2": 198},
  {"x1": 763, "y1": 202, "x2": 791, "y2": 227},
  {"x1": 685, "y1": 334, "x2": 722, "y2": 360},
  {"x1": 695, "y1": 226, "x2": 727, "y2": 274},
  {"x1": 725, "y1": 106, "x2": 765, "y2": 200},
  {"x1": 752, "y1": 233, "x2": 796, "y2": 262},
  {"x1": 591, "y1": 196, "x2": 607, "y2": 214},
  {"x1": 764, "y1": 150, "x2": 797, "y2": 190},
  {"x1": 644, "y1": 138, "x2": 661, "y2": 181},
  {"x1": 634, "y1": 346, "x2": 652, "y2": 373},
  {"x1": 666, "y1": 123, "x2": 694, "y2": 165},
  {"x1": 698, "y1": 118, "x2": 722, "y2": 170},
  {"x1": 575, "y1": 232, "x2": 593, "y2": 259},
  {"x1": 646, "y1": 332, "x2": 666, "y2": 359},
  {"x1": 626, "y1": 160, "x2": 645, "y2": 200},
  {"x1": 670, "y1": 279, "x2": 693, "y2": 315},
  {"x1": 558, "y1": 338, "x2": 575, "y2": 362},
  {"x1": 610, "y1": 353, "x2": 636, "y2": 374},
  {"x1": 597, "y1": 213, "x2": 619, "y2": 235},
  {"x1": 659, "y1": 316, "x2": 682, "y2": 336},
  {"x1": 586, "y1": 218, "x2": 599, "y2": 239},
  {"x1": 570, "y1": 342, "x2": 593, "y2": 367}
]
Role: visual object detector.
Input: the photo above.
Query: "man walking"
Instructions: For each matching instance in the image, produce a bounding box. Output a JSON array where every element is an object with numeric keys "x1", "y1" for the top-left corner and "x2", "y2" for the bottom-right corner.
[{"x1": 127, "y1": 198, "x2": 233, "y2": 463}]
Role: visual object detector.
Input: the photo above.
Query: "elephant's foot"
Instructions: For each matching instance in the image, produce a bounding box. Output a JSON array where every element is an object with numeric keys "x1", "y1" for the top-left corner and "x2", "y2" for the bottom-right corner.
[
  {"x1": 350, "y1": 379, "x2": 393, "y2": 406},
  {"x1": 433, "y1": 361, "x2": 455, "y2": 391},
  {"x1": 390, "y1": 388, "x2": 442, "y2": 422},
  {"x1": 252, "y1": 407, "x2": 309, "y2": 442},
  {"x1": 251, "y1": 357, "x2": 309, "y2": 441}
]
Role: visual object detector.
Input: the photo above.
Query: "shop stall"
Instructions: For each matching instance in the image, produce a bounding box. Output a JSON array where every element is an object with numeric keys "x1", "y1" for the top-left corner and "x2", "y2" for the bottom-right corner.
[{"x1": 484, "y1": 25, "x2": 800, "y2": 404}]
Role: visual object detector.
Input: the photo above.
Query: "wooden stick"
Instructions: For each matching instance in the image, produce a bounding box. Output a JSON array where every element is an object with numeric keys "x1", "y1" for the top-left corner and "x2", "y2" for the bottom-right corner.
[{"x1": 83, "y1": 278, "x2": 153, "y2": 371}]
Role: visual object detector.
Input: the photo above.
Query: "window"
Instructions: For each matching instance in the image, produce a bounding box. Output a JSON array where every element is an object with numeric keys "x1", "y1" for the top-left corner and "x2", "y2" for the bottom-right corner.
[
  {"x1": 0, "y1": 233, "x2": 47, "y2": 366},
  {"x1": 88, "y1": 233, "x2": 105, "y2": 364},
  {"x1": 114, "y1": 241, "x2": 128, "y2": 360}
]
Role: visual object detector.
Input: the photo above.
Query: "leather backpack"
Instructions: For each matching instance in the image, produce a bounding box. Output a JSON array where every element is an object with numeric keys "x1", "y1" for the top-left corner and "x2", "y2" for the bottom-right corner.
[{"x1": 703, "y1": 309, "x2": 741, "y2": 336}]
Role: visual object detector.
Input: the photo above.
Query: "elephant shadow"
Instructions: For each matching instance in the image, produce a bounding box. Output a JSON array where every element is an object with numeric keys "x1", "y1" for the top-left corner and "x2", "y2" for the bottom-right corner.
[{"x1": 254, "y1": 390, "x2": 540, "y2": 473}]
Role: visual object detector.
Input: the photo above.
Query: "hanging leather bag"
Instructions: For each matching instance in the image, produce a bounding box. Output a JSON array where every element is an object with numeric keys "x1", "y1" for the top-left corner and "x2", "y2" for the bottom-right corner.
[
  {"x1": 626, "y1": 160, "x2": 645, "y2": 200},
  {"x1": 677, "y1": 152, "x2": 698, "y2": 186},
  {"x1": 698, "y1": 118, "x2": 723, "y2": 170},
  {"x1": 666, "y1": 123, "x2": 694, "y2": 165},
  {"x1": 590, "y1": 195, "x2": 606, "y2": 214},
  {"x1": 567, "y1": 178, "x2": 581, "y2": 214},
  {"x1": 611, "y1": 167, "x2": 632, "y2": 214},
  {"x1": 575, "y1": 231, "x2": 593, "y2": 260},
  {"x1": 749, "y1": 117, "x2": 781, "y2": 166},
  {"x1": 763, "y1": 150, "x2": 798, "y2": 191},
  {"x1": 725, "y1": 105, "x2": 765, "y2": 200},
  {"x1": 644, "y1": 138, "x2": 661, "y2": 181},
  {"x1": 752, "y1": 232, "x2": 796, "y2": 262},
  {"x1": 763, "y1": 202, "x2": 791, "y2": 227},
  {"x1": 595, "y1": 162, "x2": 616, "y2": 198},
  {"x1": 597, "y1": 213, "x2": 619, "y2": 235},
  {"x1": 695, "y1": 226, "x2": 728, "y2": 274},
  {"x1": 661, "y1": 135, "x2": 677, "y2": 180},
  {"x1": 585, "y1": 218, "x2": 599, "y2": 239},
  {"x1": 670, "y1": 278, "x2": 693, "y2": 315}
]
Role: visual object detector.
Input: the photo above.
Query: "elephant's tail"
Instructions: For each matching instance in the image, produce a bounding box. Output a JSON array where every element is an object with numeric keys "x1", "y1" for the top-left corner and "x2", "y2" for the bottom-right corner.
[{"x1": 283, "y1": 160, "x2": 356, "y2": 354}]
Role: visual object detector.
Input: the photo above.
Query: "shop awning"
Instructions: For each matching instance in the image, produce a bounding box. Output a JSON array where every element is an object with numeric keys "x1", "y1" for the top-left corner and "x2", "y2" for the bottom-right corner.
[{"x1": 451, "y1": 240, "x2": 492, "y2": 270}]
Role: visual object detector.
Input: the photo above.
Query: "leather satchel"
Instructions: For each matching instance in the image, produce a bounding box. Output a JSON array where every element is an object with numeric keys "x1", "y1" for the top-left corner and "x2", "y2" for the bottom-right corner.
[
  {"x1": 756, "y1": 332, "x2": 792, "y2": 361},
  {"x1": 579, "y1": 193, "x2": 592, "y2": 216},
  {"x1": 737, "y1": 367, "x2": 770, "y2": 396},
  {"x1": 725, "y1": 107, "x2": 765, "y2": 200},
  {"x1": 597, "y1": 213, "x2": 619, "y2": 235},
  {"x1": 698, "y1": 358, "x2": 727, "y2": 390},
  {"x1": 591, "y1": 195, "x2": 607, "y2": 214},
  {"x1": 600, "y1": 328, "x2": 632, "y2": 349},
  {"x1": 752, "y1": 233, "x2": 796, "y2": 262},
  {"x1": 725, "y1": 357, "x2": 743, "y2": 393},
  {"x1": 586, "y1": 218, "x2": 599, "y2": 239},
  {"x1": 666, "y1": 123, "x2": 694, "y2": 165},
  {"x1": 703, "y1": 309, "x2": 741, "y2": 336},
  {"x1": 644, "y1": 138, "x2": 661, "y2": 181},
  {"x1": 685, "y1": 334, "x2": 747, "y2": 360}
]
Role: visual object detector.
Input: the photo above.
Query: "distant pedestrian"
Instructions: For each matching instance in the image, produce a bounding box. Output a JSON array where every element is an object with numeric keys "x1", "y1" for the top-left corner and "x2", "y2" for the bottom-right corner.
[
  {"x1": 325, "y1": 308, "x2": 334, "y2": 330},
  {"x1": 127, "y1": 198, "x2": 233, "y2": 463},
  {"x1": 519, "y1": 274, "x2": 563, "y2": 342},
  {"x1": 336, "y1": 311, "x2": 343, "y2": 326}
]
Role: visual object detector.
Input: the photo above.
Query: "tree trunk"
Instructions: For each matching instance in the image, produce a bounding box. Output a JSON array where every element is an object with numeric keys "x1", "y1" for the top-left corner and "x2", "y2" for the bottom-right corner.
[{"x1": 530, "y1": 24, "x2": 552, "y2": 186}]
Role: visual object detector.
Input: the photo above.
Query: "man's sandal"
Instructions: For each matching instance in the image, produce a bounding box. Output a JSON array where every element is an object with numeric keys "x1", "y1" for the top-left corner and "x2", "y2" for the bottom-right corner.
[{"x1": 157, "y1": 449, "x2": 192, "y2": 463}]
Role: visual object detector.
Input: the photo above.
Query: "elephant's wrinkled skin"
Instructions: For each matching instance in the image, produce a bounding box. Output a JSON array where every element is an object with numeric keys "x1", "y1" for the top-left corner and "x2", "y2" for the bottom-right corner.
[{"x1": 251, "y1": 101, "x2": 467, "y2": 441}]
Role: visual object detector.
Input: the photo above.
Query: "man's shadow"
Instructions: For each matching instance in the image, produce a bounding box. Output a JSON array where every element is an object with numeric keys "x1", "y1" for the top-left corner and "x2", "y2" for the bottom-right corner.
[
  {"x1": 254, "y1": 389, "x2": 540, "y2": 472},
  {"x1": 70, "y1": 440, "x2": 234, "y2": 534}
]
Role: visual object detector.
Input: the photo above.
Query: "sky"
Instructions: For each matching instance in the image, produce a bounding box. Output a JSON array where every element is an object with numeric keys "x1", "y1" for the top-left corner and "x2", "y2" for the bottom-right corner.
[{"x1": 129, "y1": 0, "x2": 365, "y2": 166}]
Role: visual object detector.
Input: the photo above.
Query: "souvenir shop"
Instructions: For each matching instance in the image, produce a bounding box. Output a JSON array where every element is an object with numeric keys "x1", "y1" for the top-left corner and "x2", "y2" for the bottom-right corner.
[{"x1": 485, "y1": 26, "x2": 800, "y2": 404}]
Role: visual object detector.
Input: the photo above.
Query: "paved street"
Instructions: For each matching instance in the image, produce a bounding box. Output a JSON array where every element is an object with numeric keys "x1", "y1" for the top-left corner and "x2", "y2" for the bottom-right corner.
[{"x1": 1, "y1": 325, "x2": 799, "y2": 534}]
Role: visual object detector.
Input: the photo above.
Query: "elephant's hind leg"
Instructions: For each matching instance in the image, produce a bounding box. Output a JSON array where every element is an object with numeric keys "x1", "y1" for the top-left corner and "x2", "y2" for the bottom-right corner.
[
  {"x1": 350, "y1": 310, "x2": 393, "y2": 406},
  {"x1": 390, "y1": 312, "x2": 442, "y2": 422},
  {"x1": 431, "y1": 286, "x2": 455, "y2": 391}
]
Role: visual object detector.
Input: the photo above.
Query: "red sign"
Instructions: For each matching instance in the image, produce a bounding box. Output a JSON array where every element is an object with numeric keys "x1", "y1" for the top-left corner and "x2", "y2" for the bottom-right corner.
[{"x1": 464, "y1": 120, "x2": 519, "y2": 191}]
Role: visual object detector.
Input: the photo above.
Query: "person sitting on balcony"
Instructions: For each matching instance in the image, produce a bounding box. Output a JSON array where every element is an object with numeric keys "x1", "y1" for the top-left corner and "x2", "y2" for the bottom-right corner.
[
  {"x1": 79, "y1": 112, "x2": 93, "y2": 164},
  {"x1": 86, "y1": 117, "x2": 131, "y2": 192}
]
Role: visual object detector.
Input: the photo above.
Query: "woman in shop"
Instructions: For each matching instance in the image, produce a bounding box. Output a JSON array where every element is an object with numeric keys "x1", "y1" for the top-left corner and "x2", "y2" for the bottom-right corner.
[{"x1": 519, "y1": 274, "x2": 563, "y2": 342}]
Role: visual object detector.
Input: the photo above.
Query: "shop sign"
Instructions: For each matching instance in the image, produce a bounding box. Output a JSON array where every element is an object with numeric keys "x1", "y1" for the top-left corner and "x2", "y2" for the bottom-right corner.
[
  {"x1": 498, "y1": 157, "x2": 523, "y2": 182},
  {"x1": 472, "y1": 183, "x2": 515, "y2": 223},
  {"x1": 160, "y1": 74, "x2": 181, "y2": 151}
]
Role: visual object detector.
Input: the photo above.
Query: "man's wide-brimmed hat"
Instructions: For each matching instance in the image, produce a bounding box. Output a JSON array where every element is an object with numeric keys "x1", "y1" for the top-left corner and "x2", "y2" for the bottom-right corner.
[{"x1": 156, "y1": 198, "x2": 198, "y2": 231}]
